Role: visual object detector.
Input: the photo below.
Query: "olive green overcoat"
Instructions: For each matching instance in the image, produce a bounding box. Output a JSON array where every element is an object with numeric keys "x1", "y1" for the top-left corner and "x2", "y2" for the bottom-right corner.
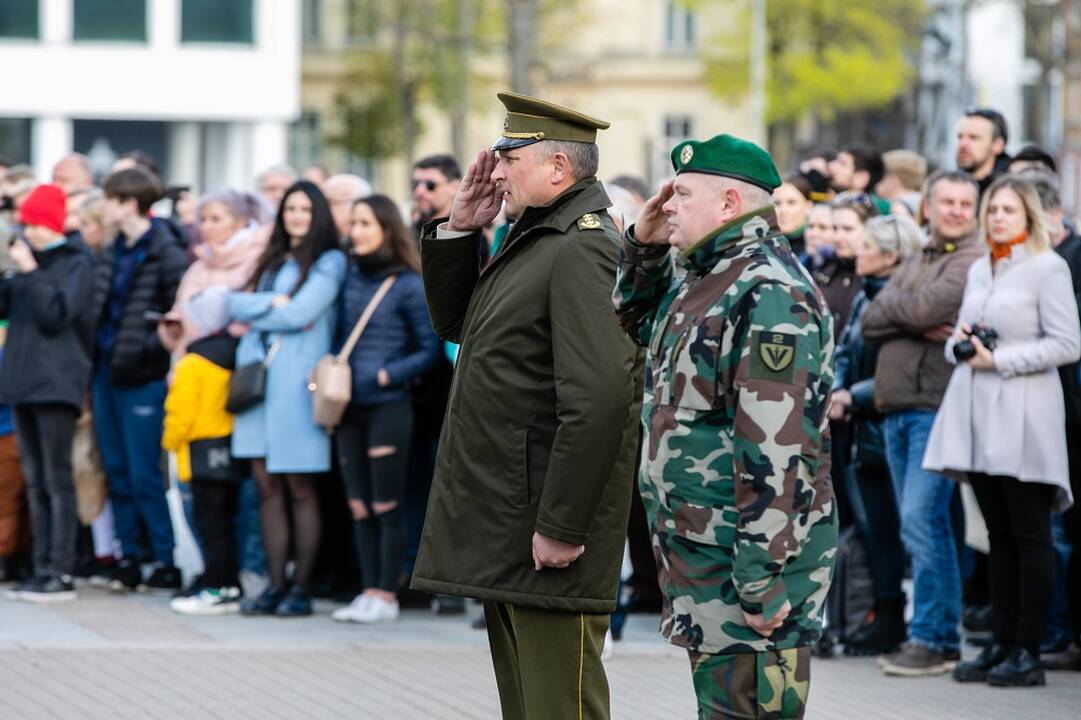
[{"x1": 411, "y1": 178, "x2": 642, "y2": 613}]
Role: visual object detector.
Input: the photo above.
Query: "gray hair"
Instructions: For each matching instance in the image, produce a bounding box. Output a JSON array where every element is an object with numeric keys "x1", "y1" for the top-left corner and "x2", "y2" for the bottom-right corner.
[
  {"x1": 256, "y1": 164, "x2": 297, "y2": 184},
  {"x1": 198, "y1": 188, "x2": 273, "y2": 225},
  {"x1": 710, "y1": 175, "x2": 773, "y2": 209},
  {"x1": 604, "y1": 183, "x2": 640, "y2": 232},
  {"x1": 77, "y1": 188, "x2": 105, "y2": 219},
  {"x1": 324, "y1": 173, "x2": 372, "y2": 201},
  {"x1": 536, "y1": 140, "x2": 599, "y2": 181},
  {"x1": 865, "y1": 214, "x2": 923, "y2": 259},
  {"x1": 924, "y1": 169, "x2": 979, "y2": 201},
  {"x1": 1015, "y1": 168, "x2": 1061, "y2": 212}
]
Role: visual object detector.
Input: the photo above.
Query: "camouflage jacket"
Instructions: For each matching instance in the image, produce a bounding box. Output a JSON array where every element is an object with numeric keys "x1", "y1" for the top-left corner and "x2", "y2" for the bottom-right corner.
[{"x1": 613, "y1": 207, "x2": 838, "y2": 655}]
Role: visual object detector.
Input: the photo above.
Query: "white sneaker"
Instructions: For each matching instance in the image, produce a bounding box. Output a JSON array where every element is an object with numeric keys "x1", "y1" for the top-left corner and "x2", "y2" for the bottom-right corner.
[
  {"x1": 170, "y1": 587, "x2": 242, "y2": 616},
  {"x1": 332, "y1": 594, "x2": 372, "y2": 623},
  {"x1": 357, "y1": 596, "x2": 400, "y2": 624},
  {"x1": 601, "y1": 628, "x2": 614, "y2": 661}
]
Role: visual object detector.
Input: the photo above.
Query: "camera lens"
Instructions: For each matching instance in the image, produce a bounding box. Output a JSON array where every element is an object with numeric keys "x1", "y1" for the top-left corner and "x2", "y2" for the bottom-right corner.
[{"x1": 953, "y1": 340, "x2": 976, "y2": 362}]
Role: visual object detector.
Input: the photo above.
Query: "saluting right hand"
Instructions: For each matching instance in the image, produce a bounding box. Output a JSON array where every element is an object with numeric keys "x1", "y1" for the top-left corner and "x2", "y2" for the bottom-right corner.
[
  {"x1": 632, "y1": 180, "x2": 675, "y2": 246},
  {"x1": 447, "y1": 150, "x2": 503, "y2": 233}
]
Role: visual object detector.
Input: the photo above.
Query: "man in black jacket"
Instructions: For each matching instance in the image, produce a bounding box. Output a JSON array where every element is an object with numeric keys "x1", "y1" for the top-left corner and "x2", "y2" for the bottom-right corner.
[
  {"x1": 1024, "y1": 169, "x2": 1081, "y2": 665},
  {"x1": 956, "y1": 108, "x2": 1012, "y2": 198},
  {"x1": 91, "y1": 167, "x2": 189, "y2": 592},
  {"x1": 0, "y1": 184, "x2": 95, "y2": 602}
]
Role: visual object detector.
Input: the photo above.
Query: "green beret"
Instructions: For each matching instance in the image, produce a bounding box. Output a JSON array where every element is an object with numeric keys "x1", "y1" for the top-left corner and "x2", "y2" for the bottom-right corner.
[
  {"x1": 671, "y1": 134, "x2": 782, "y2": 192},
  {"x1": 492, "y1": 91, "x2": 610, "y2": 151}
]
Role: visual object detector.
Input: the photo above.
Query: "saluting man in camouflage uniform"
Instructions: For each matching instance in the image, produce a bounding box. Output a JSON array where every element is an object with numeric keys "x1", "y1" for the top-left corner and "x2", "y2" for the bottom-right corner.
[{"x1": 613, "y1": 135, "x2": 839, "y2": 719}]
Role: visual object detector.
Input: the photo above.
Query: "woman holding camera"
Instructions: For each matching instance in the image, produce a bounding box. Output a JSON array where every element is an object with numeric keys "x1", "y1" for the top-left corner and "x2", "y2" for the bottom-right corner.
[{"x1": 924, "y1": 175, "x2": 1080, "y2": 687}]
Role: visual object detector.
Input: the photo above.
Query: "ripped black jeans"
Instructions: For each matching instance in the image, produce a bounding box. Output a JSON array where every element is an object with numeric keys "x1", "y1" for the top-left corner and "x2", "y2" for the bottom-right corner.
[{"x1": 336, "y1": 402, "x2": 413, "y2": 592}]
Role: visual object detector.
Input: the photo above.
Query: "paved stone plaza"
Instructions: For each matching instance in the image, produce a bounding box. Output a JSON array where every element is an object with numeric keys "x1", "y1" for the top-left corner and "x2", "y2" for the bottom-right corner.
[{"x1": 1, "y1": 587, "x2": 1079, "y2": 719}]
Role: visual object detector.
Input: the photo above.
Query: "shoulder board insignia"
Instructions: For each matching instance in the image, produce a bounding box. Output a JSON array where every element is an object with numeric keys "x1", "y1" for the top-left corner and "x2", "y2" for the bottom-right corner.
[{"x1": 577, "y1": 213, "x2": 602, "y2": 231}]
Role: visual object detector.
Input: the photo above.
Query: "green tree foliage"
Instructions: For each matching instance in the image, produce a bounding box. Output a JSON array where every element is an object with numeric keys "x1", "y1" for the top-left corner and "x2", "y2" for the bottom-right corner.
[
  {"x1": 702, "y1": 0, "x2": 926, "y2": 123},
  {"x1": 333, "y1": 0, "x2": 581, "y2": 166},
  {"x1": 333, "y1": 0, "x2": 503, "y2": 163}
]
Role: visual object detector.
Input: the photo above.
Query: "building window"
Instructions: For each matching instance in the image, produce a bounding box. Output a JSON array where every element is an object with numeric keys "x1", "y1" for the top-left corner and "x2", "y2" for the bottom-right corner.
[
  {"x1": 0, "y1": 0, "x2": 39, "y2": 40},
  {"x1": 73, "y1": 0, "x2": 146, "y2": 42},
  {"x1": 302, "y1": 0, "x2": 321, "y2": 45},
  {"x1": 0, "y1": 118, "x2": 32, "y2": 165},
  {"x1": 664, "y1": 115, "x2": 693, "y2": 143},
  {"x1": 347, "y1": 0, "x2": 378, "y2": 44},
  {"x1": 664, "y1": 0, "x2": 697, "y2": 53},
  {"x1": 290, "y1": 112, "x2": 323, "y2": 171},
  {"x1": 181, "y1": 0, "x2": 254, "y2": 44}
]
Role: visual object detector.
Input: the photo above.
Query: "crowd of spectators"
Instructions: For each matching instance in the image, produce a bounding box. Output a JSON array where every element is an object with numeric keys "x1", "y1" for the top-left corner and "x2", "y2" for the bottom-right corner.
[{"x1": 0, "y1": 104, "x2": 1078, "y2": 690}]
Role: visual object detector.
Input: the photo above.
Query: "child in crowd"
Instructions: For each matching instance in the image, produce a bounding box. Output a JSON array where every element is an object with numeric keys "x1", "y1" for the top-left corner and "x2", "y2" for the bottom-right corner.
[
  {"x1": 163, "y1": 332, "x2": 244, "y2": 615},
  {"x1": 162, "y1": 330, "x2": 243, "y2": 609}
]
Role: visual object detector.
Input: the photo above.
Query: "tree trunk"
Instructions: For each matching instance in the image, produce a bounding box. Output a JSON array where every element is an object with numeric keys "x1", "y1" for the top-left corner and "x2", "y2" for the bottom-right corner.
[
  {"x1": 450, "y1": 0, "x2": 474, "y2": 161},
  {"x1": 507, "y1": 0, "x2": 537, "y2": 95},
  {"x1": 768, "y1": 119, "x2": 796, "y2": 172},
  {"x1": 392, "y1": 2, "x2": 417, "y2": 169}
]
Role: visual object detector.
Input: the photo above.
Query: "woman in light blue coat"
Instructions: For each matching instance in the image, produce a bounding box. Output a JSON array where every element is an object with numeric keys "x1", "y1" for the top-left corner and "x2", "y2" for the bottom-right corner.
[{"x1": 227, "y1": 180, "x2": 346, "y2": 617}]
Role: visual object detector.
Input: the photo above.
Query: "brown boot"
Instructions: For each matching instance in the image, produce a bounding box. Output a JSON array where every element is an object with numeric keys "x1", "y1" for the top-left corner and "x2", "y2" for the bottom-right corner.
[{"x1": 879, "y1": 642, "x2": 953, "y2": 677}]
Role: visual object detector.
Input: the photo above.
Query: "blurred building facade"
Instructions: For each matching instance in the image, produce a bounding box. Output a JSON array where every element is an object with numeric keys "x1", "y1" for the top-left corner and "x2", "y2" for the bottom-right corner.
[
  {"x1": 0, "y1": 0, "x2": 300, "y2": 190},
  {"x1": 295, "y1": 0, "x2": 757, "y2": 201}
]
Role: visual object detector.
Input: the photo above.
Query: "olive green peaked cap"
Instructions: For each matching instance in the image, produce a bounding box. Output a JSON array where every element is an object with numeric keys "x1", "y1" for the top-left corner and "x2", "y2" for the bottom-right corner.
[
  {"x1": 491, "y1": 92, "x2": 611, "y2": 151},
  {"x1": 671, "y1": 133, "x2": 782, "y2": 192}
]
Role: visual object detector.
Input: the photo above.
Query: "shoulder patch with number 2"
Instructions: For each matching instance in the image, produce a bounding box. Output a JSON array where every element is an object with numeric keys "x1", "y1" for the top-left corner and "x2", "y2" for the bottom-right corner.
[{"x1": 749, "y1": 331, "x2": 797, "y2": 383}]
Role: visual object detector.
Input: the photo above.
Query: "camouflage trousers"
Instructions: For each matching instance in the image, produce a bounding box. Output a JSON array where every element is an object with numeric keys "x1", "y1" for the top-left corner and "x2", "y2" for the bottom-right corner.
[{"x1": 687, "y1": 646, "x2": 811, "y2": 720}]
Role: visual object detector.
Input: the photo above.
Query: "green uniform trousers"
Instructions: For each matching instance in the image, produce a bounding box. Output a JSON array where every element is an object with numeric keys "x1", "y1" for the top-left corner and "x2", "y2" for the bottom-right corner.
[
  {"x1": 688, "y1": 646, "x2": 812, "y2": 720},
  {"x1": 484, "y1": 601, "x2": 610, "y2": 720}
]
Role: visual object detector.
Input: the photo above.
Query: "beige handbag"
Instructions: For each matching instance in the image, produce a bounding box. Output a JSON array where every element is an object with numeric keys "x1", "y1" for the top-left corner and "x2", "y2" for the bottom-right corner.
[
  {"x1": 72, "y1": 408, "x2": 107, "y2": 525},
  {"x1": 309, "y1": 275, "x2": 397, "y2": 430}
]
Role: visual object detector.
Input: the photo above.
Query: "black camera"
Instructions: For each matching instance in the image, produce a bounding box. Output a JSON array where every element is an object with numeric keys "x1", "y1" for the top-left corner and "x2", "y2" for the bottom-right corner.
[
  {"x1": 953, "y1": 323, "x2": 998, "y2": 361},
  {"x1": 164, "y1": 185, "x2": 190, "y2": 202}
]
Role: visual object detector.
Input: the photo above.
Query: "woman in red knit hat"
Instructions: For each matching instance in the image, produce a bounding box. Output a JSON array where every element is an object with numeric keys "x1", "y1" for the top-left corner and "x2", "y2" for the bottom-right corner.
[{"x1": 0, "y1": 183, "x2": 97, "y2": 602}]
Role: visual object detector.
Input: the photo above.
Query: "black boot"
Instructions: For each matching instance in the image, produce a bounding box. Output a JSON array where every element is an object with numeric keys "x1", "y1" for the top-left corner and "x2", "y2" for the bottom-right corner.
[
  {"x1": 987, "y1": 647, "x2": 1046, "y2": 687},
  {"x1": 844, "y1": 598, "x2": 906, "y2": 656},
  {"x1": 953, "y1": 643, "x2": 1010, "y2": 683}
]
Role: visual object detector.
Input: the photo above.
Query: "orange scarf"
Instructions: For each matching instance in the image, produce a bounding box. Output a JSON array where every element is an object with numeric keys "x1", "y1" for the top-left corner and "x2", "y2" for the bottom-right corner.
[{"x1": 989, "y1": 230, "x2": 1027, "y2": 267}]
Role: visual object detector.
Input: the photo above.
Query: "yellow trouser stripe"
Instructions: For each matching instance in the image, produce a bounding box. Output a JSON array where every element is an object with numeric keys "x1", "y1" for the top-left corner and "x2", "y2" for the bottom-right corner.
[{"x1": 578, "y1": 613, "x2": 585, "y2": 720}]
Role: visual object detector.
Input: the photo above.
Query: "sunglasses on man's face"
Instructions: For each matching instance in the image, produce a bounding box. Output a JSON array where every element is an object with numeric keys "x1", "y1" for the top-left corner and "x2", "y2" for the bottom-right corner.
[
  {"x1": 412, "y1": 179, "x2": 441, "y2": 192},
  {"x1": 834, "y1": 191, "x2": 875, "y2": 211}
]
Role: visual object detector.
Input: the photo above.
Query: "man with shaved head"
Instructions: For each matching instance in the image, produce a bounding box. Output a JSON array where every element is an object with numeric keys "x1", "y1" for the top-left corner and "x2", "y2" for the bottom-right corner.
[
  {"x1": 52, "y1": 154, "x2": 94, "y2": 195},
  {"x1": 323, "y1": 173, "x2": 373, "y2": 242},
  {"x1": 615, "y1": 133, "x2": 838, "y2": 718}
]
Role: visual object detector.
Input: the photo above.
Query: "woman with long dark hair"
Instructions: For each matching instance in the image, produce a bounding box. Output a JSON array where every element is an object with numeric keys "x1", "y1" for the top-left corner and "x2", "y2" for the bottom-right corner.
[
  {"x1": 225, "y1": 180, "x2": 347, "y2": 616},
  {"x1": 330, "y1": 195, "x2": 440, "y2": 624}
]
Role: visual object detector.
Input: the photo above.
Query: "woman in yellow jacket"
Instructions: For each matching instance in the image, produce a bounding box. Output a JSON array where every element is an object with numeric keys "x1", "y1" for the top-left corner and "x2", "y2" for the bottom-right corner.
[{"x1": 161, "y1": 333, "x2": 243, "y2": 615}]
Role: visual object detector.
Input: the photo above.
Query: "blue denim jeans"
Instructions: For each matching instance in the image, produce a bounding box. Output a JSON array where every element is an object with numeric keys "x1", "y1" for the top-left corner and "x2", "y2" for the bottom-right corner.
[
  {"x1": 884, "y1": 409, "x2": 962, "y2": 653},
  {"x1": 92, "y1": 367, "x2": 175, "y2": 564},
  {"x1": 1046, "y1": 514, "x2": 1074, "y2": 646},
  {"x1": 236, "y1": 475, "x2": 266, "y2": 575}
]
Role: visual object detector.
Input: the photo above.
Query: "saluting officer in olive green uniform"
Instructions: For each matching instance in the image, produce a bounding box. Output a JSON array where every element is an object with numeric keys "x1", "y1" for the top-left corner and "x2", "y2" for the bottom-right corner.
[
  {"x1": 412, "y1": 93, "x2": 643, "y2": 719},
  {"x1": 614, "y1": 135, "x2": 839, "y2": 719}
]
